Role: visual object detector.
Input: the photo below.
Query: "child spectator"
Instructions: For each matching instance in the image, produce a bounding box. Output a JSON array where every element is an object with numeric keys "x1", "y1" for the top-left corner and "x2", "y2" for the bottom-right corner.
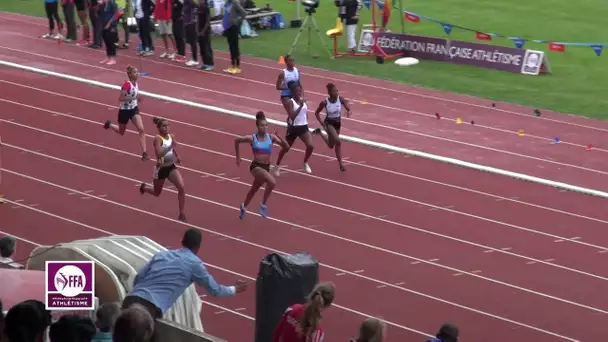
[
  {"x1": 154, "y1": 0, "x2": 177, "y2": 59},
  {"x1": 99, "y1": 0, "x2": 120, "y2": 65},
  {"x1": 426, "y1": 323, "x2": 459, "y2": 342},
  {"x1": 43, "y1": 0, "x2": 64, "y2": 39},
  {"x1": 350, "y1": 318, "x2": 386, "y2": 342},
  {"x1": 4, "y1": 300, "x2": 52, "y2": 342},
  {"x1": 92, "y1": 303, "x2": 121, "y2": 342},
  {"x1": 49, "y1": 314, "x2": 97, "y2": 342},
  {"x1": 272, "y1": 282, "x2": 335, "y2": 342}
]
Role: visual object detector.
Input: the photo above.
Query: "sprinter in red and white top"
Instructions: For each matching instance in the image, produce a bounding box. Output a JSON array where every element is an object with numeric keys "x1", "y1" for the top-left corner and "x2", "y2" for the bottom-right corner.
[
  {"x1": 273, "y1": 282, "x2": 335, "y2": 342},
  {"x1": 103, "y1": 65, "x2": 149, "y2": 160}
]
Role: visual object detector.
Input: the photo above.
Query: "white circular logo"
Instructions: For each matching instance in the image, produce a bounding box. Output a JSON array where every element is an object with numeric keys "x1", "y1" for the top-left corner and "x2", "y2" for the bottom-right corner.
[{"x1": 54, "y1": 265, "x2": 86, "y2": 297}]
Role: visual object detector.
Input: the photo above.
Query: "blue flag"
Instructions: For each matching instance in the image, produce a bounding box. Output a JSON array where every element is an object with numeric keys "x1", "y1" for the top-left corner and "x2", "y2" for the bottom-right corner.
[
  {"x1": 512, "y1": 38, "x2": 525, "y2": 48},
  {"x1": 441, "y1": 23, "x2": 453, "y2": 35},
  {"x1": 362, "y1": 0, "x2": 371, "y2": 9},
  {"x1": 591, "y1": 44, "x2": 603, "y2": 56}
]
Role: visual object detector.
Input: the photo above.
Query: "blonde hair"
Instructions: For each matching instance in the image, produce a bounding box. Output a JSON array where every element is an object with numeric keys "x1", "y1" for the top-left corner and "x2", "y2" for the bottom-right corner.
[
  {"x1": 357, "y1": 318, "x2": 385, "y2": 342},
  {"x1": 300, "y1": 282, "x2": 335, "y2": 341}
]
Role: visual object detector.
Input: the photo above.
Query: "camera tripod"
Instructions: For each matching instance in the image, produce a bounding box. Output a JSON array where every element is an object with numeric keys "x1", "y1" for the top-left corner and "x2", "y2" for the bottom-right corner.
[{"x1": 286, "y1": 8, "x2": 332, "y2": 58}]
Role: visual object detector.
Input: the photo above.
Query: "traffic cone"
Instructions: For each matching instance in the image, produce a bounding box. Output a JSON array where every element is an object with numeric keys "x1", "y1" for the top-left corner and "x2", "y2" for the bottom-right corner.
[
  {"x1": 518, "y1": 129, "x2": 524, "y2": 136},
  {"x1": 586, "y1": 144, "x2": 592, "y2": 151},
  {"x1": 278, "y1": 56, "x2": 285, "y2": 65}
]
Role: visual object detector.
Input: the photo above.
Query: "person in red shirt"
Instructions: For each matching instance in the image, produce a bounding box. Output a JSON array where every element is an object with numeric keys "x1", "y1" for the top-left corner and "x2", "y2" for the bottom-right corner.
[
  {"x1": 273, "y1": 282, "x2": 335, "y2": 342},
  {"x1": 154, "y1": 0, "x2": 177, "y2": 59}
]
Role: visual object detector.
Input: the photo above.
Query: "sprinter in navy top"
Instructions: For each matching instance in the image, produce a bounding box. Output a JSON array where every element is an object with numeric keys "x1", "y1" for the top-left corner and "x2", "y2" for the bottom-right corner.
[{"x1": 234, "y1": 111, "x2": 288, "y2": 219}]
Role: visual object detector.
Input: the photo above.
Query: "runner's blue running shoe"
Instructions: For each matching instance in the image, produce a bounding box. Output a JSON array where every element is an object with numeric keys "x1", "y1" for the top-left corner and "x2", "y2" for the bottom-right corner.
[
  {"x1": 260, "y1": 204, "x2": 268, "y2": 218},
  {"x1": 239, "y1": 203, "x2": 246, "y2": 220}
]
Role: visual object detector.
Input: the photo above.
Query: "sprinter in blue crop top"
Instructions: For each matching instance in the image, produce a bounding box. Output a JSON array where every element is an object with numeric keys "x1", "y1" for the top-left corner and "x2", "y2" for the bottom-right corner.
[{"x1": 234, "y1": 111, "x2": 289, "y2": 219}]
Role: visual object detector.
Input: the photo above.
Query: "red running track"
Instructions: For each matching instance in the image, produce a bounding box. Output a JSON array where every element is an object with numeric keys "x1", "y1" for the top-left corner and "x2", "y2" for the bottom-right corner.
[
  {"x1": 1, "y1": 69, "x2": 608, "y2": 341},
  {"x1": 3, "y1": 12, "x2": 608, "y2": 191},
  {"x1": 1, "y1": 11, "x2": 608, "y2": 342}
]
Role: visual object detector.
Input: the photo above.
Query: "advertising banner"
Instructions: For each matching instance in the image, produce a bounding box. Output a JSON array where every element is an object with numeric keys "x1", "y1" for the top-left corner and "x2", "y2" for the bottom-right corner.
[{"x1": 357, "y1": 30, "x2": 550, "y2": 75}]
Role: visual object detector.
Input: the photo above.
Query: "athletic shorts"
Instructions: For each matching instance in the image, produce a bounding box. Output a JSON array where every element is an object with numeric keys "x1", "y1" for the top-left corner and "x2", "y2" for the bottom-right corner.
[
  {"x1": 250, "y1": 160, "x2": 270, "y2": 173},
  {"x1": 153, "y1": 163, "x2": 176, "y2": 180},
  {"x1": 286, "y1": 124, "x2": 309, "y2": 142},
  {"x1": 157, "y1": 20, "x2": 172, "y2": 35},
  {"x1": 324, "y1": 117, "x2": 341, "y2": 134},
  {"x1": 117, "y1": 106, "x2": 139, "y2": 124},
  {"x1": 75, "y1": 0, "x2": 87, "y2": 11}
]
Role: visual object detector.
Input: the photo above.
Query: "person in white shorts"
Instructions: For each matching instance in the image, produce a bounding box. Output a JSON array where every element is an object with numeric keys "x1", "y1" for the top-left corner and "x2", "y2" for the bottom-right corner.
[{"x1": 154, "y1": 0, "x2": 177, "y2": 59}]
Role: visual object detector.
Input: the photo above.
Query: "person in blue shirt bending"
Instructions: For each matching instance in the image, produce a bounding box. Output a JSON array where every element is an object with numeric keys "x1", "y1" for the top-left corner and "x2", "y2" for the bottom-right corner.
[{"x1": 122, "y1": 228, "x2": 247, "y2": 320}]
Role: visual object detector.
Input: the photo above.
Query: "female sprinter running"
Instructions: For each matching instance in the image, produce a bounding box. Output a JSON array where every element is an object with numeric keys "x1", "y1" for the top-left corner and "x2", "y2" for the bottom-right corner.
[
  {"x1": 139, "y1": 117, "x2": 187, "y2": 222},
  {"x1": 313, "y1": 83, "x2": 352, "y2": 171},
  {"x1": 103, "y1": 65, "x2": 149, "y2": 160},
  {"x1": 273, "y1": 84, "x2": 314, "y2": 176},
  {"x1": 272, "y1": 282, "x2": 335, "y2": 342},
  {"x1": 276, "y1": 55, "x2": 301, "y2": 107},
  {"x1": 235, "y1": 111, "x2": 288, "y2": 219}
]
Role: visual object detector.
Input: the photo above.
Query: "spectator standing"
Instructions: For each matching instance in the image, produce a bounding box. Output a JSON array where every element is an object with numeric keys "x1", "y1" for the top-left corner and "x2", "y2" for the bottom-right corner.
[
  {"x1": 171, "y1": 0, "x2": 187, "y2": 62},
  {"x1": 92, "y1": 303, "x2": 121, "y2": 342},
  {"x1": 335, "y1": 0, "x2": 361, "y2": 53},
  {"x1": 99, "y1": 0, "x2": 120, "y2": 65},
  {"x1": 48, "y1": 315, "x2": 97, "y2": 342},
  {"x1": 182, "y1": 0, "x2": 199, "y2": 66},
  {"x1": 222, "y1": 0, "x2": 246, "y2": 74},
  {"x1": 115, "y1": 0, "x2": 130, "y2": 49},
  {"x1": 122, "y1": 228, "x2": 247, "y2": 319},
  {"x1": 197, "y1": 0, "x2": 214, "y2": 70},
  {"x1": 4, "y1": 300, "x2": 52, "y2": 342},
  {"x1": 43, "y1": 0, "x2": 64, "y2": 39},
  {"x1": 88, "y1": 0, "x2": 103, "y2": 48},
  {"x1": 134, "y1": 0, "x2": 154, "y2": 55},
  {"x1": 113, "y1": 305, "x2": 155, "y2": 342},
  {"x1": 61, "y1": 0, "x2": 78, "y2": 41},
  {"x1": 155, "y1": 0, "x2": 177, "y2": 59},
  {"x1": 74, "y1": 0, "x2": 90, "y2": 44}
]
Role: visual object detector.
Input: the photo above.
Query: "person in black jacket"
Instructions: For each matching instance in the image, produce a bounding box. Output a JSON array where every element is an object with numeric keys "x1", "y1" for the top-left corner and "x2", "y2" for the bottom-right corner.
[
  {"x1": 134, "y1": 0, "x2": 154, "y2": 55},
  {"x1": 197, "y1": 0, "x2": 214, "y2": 70},
  {"x1": 88, "y1": 0, "x2": 103, "y2": 48},
  {"x1": 335, "y1": 0, "x2": 361, "y2": 53},
  {"x1": 172, "y1": 0, "x2": 187, "y2": 62}
]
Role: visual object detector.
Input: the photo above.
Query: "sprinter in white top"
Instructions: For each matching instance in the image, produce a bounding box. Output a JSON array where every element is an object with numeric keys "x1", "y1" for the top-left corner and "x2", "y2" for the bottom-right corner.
[
  {"x1": 103, "y1": 65, "x2": 149, "y2": 160},
  {"x1": 276, "y1": 55, "x2": 301, "y2": 108},
  {"x1": 313, "y1": 83, "x2": 352, "y2": 171},
  {"x1": 274, "y1": 83, "x2": 315, "y2": 175},
  {"x1": 139, "y1": 117, "x2": 187, "y2": 222}
]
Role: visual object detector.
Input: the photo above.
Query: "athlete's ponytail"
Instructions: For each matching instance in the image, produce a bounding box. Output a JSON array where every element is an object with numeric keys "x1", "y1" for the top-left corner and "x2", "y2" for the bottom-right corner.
[
  {"x1": 255, "y1": 111, "x2": 266, "y2": 125},
  {"x1": 300, "y1": 282, "x2": 335, "y2": 341},
  {"x1": 152, "y1": 117, "x2": 167, "y2": 128}
]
